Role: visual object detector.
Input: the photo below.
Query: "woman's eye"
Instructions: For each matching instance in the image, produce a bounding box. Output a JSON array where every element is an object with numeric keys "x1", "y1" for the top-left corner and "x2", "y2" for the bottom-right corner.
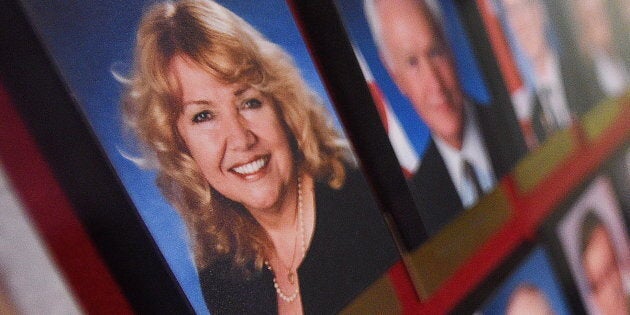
[
  {"x1": 192, "y1": 110, "x2": 213, "y2": 123},
  {"x1": 242, "y1": 98, "x2": 263, "y2": 109}
]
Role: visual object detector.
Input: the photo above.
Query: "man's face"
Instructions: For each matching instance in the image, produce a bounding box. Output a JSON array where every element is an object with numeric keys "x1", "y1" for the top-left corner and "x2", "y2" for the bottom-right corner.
[
  {"x1": 583, "y1": 225, "x2": 628, "y2": 315},
  {"x1": 377, "y1": 0, "x2": 464, "y2": 149},
  {"x1": 502, "y1": 0, "x2": 548, "y2": 64}
]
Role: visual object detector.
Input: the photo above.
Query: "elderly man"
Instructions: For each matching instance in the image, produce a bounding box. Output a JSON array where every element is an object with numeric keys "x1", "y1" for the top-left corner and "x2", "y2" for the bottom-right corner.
[
  {"x1": 365, "y1": 0, "x2": 501, "y2": 234},
  {"x1": 498, "y1": 0, "x2": 609, "y2": 143}
]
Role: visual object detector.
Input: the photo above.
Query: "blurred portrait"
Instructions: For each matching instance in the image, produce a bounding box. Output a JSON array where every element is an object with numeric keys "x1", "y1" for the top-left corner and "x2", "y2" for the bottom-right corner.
[
  {"x1": 557, "y1": 176, "x2": 630, "y2": 315},
  {"x1": 492, "y1": 0, "x2": 575, "y2": 144},
  {"x1": 566, "y1": 0, "x2": 629, "y2": 99},
  {"x1": 472, "y1": 247, "x2": 572, "y2": 315},
  {"x1": 579, "y1": 212, "x2": 629, "y2": 314},
  {"x1": 475, "y1": 0, "x2": 549, "y2": 150},
  {"x1": 362, "y1": 0, "x2": 509, "y2": 235},
  {"x1": 491, "y1": 0, "x2": 619, "y2": 152}
]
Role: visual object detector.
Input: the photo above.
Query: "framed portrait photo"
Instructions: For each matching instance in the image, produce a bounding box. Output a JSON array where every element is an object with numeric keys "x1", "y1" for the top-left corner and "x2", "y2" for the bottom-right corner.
[
  {"x1": 8, "y1": 0, "x2": 404, "y2": 313},
  {"x1": 333, "y1": 0, "x2": 525, "y2": 238},
  {"x1": 484, "y1": 0, "x2": 603, "y2": 128},
  {"x1": 454, "y1": 244, "x2": 574, "y2": 315},
  {"x1": 550, "y1": 0, "x2": 630, "y2": 103},
  {"x1": 544, "y1": 175, "x2": 630, "y2": 315},
  {"x1": 323, "y1": 0, "x2": 529, "y2": 302}
]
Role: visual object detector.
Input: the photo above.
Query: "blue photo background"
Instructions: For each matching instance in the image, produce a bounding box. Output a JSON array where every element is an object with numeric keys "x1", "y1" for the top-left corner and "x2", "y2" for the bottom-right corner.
[
  {"x1": 19, "y1": 0, "x2": 338, "y2": 313},
  {"x1": 478, "y1": 246, "x2": 571, "y2": 314},
  {"x1": 335, "y1": 0, "x2": 491, "y2": 158}
]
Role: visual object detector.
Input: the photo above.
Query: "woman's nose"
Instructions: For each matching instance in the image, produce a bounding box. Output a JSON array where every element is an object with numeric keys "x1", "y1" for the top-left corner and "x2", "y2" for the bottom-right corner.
[{"x1": 226, "y1": 115, "x2": 256, "y2": 151}]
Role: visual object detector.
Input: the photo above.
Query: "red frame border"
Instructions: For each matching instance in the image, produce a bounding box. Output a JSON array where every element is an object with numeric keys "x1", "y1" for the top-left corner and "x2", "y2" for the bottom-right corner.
[
  {"x1": 0, "y1": 82, "x2": 132, "y2": 314},
  {"x1": 389, "y1": 102, "x2": 629, "y2": 313}
]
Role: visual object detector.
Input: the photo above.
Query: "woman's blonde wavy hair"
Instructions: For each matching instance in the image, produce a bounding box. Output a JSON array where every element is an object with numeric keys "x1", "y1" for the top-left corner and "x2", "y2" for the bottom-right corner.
[{"x1": 121, "y1": 0, "x2": 352, "y2": 274}]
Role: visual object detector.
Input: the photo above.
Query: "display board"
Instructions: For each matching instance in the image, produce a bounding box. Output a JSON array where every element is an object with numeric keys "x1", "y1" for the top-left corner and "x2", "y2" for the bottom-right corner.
[{"x1": 0, "y1": 0, "x2": 628, "y2": 313}]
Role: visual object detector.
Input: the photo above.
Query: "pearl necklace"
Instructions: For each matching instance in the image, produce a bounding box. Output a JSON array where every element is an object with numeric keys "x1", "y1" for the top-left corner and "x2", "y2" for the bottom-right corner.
[
  {"x1": 265, "y1": 261, "x2": 299, "y2": 302},
  {"x1": 265, "y1": 176, "x2": 305, "y2": 303}
]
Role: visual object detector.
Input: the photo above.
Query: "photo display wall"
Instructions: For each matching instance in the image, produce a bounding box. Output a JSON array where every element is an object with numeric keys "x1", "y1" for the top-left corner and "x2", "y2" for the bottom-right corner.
[
  {"x1": 0, "y1": 0, "x2": 628, "y2": 313},
  {"x1": 11, "y1": 0, "x2": 402, "y2": 313}
]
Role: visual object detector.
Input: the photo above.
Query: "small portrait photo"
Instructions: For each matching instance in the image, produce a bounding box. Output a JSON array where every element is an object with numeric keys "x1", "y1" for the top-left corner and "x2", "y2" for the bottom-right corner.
[
  {"x1": 473, "y1": 246, "x2": 572, "y2": 315},
  {"x1": 556, "y1": 176, "x2": 630, "y2": 315},
  {"x1": 476, "y1": 0, "x2": 540, "y2": 150},
  {"x1": 561, "y1": 0, "x2": 630, "y2": 100},
  {"x1": 488, "y1": 0, "x2": 602, "y2": 144},
  {"x1": 20, "y1": 0, "x2": 400, "y2": 313},
  {"x1": 336, "y1": 0, "x2": 523, "y2": 237}
]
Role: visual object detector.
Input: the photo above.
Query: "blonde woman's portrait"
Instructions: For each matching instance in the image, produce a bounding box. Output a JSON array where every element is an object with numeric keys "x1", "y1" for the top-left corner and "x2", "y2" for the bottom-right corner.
[{"x1": 19, "y1": 0, "x2": 400, "y2": 313}]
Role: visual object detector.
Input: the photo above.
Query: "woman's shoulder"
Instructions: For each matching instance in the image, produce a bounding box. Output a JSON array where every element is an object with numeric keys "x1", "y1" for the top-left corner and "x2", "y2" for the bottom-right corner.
[
  {"x1": 317, "y1": 166, "x2": 373, "y2": 207},
  {"x1": 313, "y1": 165, "x2": 386, "y2": 231},
  {"x1": 301, "y1": 165, "x2": 399, "y2": 313},
  {"x1": 343, "y1": 166, "x2": 368, "y2": 189},
  {"x1": 198, "y1": 259, "x2": 276, "y2": 314},
  {"x1": 316, "y1": 164, "x2": 367, "y2": 192}
]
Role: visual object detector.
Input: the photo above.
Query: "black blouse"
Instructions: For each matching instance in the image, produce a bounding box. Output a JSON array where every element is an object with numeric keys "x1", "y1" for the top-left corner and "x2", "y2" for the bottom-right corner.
[{"x1": 198, "y1": 169, "x2": 400, "y2": 314}]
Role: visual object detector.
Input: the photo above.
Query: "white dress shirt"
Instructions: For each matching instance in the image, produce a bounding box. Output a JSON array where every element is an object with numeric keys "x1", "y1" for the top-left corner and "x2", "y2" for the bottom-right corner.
[
  {"x1": 433, "y1": 103, "x2": 496, "y2": 209},
  {"x1": 534, "y1": 53, "x2": 572, "y2": 129}
]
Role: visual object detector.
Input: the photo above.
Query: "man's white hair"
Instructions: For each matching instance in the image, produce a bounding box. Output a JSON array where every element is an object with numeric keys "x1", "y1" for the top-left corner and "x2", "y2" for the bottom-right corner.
[{"x1": 363, "y1": 0, "x2": 444, "y2": 68}]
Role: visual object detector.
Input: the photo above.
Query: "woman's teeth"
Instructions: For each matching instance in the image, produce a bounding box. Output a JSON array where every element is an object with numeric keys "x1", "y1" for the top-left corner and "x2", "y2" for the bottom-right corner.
[{"x1": 232, "y1": 157, "x2": 267, "y2": 175}]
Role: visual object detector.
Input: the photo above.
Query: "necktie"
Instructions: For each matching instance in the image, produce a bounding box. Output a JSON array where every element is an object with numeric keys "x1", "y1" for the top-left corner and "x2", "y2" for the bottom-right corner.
[
  {"x1": 531, "y1": 94, "x2": 547, "y2": 143},
  {"x1": 463, "y1": 159, "x2": 483, "y2": 200},
  {"x1": 538, "y1": 87, "x2": 559, "y2": 134}
]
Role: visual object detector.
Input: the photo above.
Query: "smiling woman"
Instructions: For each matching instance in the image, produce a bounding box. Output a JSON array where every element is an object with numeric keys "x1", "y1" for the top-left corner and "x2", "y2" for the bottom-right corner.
[{"x1": 121, "y1": 0, "x2": 398, "y2": 313}]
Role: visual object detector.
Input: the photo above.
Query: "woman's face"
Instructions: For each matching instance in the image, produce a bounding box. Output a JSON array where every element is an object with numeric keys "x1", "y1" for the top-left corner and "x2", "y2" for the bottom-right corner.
[{"x1": 171, "y1": 55, "x2": 295, "y2": 214}]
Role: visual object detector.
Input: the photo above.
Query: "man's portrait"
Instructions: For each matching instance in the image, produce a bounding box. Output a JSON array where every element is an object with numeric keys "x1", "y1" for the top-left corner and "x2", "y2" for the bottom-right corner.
[
  {"x1": 566, "y1": 0, "x2": 629, "y2": 99},
  {"x1": 494, "y1": 0, "x2": 574, "y2": 143},
  {"x1": 358, "y1": 0, "x2": 515, "y2": 234},
  {"x1": 490, "y1": 0, "x2": 607, "y2": 147},
  {"x1": 557, "y1": 176, "x2": 630, "y2": 315}
]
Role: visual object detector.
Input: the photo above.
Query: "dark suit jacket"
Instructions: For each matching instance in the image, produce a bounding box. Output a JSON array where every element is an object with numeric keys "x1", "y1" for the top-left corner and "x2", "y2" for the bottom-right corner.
[
  {"x1": 407, "y1": 103, "x2": 513, "y2": 236},
  {"x1": 408, "y1": 139, "x2": 463, "y2": 236},
  {"x1": 198, "y1": 169, "x2": 399, "y2": 314}
]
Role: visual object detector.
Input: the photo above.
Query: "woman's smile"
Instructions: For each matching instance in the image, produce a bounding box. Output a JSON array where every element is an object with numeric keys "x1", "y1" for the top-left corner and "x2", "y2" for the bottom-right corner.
[{"x1": 229, "y1": 154, "x2": 270, "y2": 178}]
